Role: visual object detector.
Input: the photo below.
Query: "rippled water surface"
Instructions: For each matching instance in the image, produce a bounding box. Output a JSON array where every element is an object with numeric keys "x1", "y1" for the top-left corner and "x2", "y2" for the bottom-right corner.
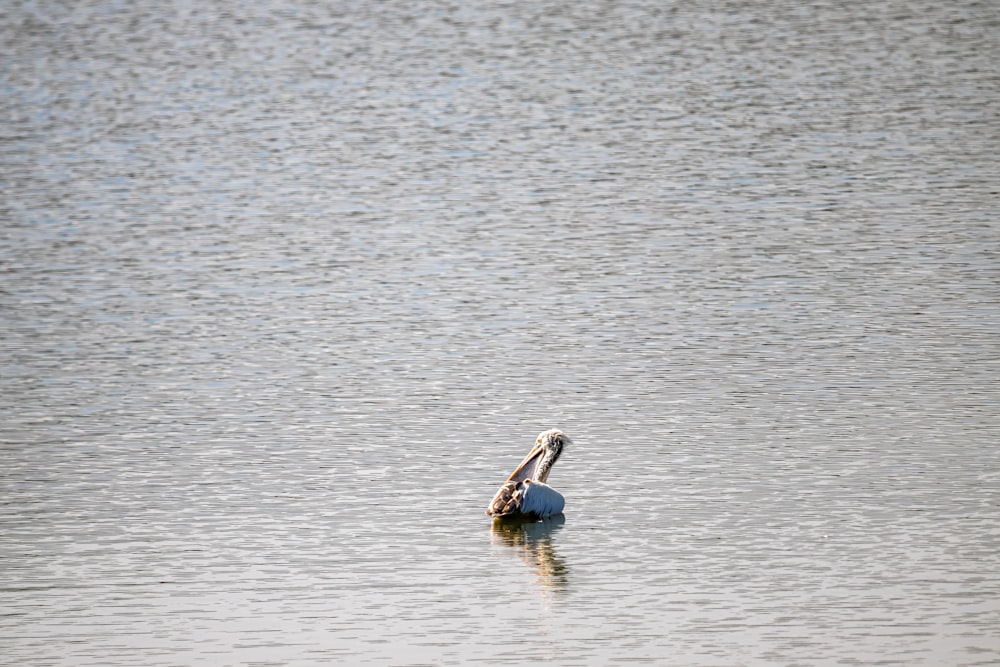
[{"x1": 2, "y1": 0, "x2": 999, "y2": 665}]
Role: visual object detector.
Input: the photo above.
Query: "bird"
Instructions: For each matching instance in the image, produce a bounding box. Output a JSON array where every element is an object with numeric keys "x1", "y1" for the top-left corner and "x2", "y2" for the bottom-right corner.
[{"x1": 487, "y1": 429, "x2": 570, "y2": 519}]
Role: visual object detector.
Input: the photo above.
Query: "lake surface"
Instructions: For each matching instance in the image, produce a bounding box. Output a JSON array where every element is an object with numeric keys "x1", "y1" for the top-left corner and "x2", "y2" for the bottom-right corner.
[{"x1": 2, "y1": 0, "x2": 999, "y2": 665}]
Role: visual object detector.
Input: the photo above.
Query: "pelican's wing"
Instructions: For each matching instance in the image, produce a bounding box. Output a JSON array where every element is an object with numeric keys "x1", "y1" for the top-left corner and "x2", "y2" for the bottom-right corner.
[{"x1": 487, "y1": 481, "x2": 520, "y2": 517}]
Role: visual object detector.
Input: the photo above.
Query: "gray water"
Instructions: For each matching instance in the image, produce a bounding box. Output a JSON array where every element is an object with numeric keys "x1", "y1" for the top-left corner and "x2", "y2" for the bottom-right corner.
[{"x1": 2, "y1": 0, "x2": 999, "y2": 665}]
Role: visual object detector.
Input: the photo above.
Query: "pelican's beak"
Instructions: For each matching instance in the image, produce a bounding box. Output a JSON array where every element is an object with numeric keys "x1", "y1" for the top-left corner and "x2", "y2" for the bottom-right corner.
[{"x1": 507, "y1": 444, "x2": 544, "y2": 483}]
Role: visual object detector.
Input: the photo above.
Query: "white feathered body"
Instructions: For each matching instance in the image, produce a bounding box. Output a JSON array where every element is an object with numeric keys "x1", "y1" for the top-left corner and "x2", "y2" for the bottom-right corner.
[{"x1": 487, "y1": 479, "x2": 565, "y2": 518}]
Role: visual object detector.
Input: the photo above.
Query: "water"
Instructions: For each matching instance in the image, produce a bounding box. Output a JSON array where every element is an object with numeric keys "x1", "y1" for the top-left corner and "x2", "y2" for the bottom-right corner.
[{"x1": 2, "y1": 0, "x2": 999, "y2": 664}]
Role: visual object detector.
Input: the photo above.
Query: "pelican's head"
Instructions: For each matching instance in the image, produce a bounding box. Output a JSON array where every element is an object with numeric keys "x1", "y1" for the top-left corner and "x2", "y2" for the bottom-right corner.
[{"x1": 507, "y1": 429, "x2": 571, "y2": 484}]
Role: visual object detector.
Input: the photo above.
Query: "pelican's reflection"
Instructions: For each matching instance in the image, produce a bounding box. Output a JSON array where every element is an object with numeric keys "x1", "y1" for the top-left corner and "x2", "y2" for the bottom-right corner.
[{"x1": 490, "y1": 513, "x2": 569, "y2": 592}]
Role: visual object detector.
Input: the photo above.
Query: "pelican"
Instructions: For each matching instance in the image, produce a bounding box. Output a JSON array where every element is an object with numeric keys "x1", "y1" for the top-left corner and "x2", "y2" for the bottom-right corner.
[{"x1": 487, "y1": 429, "x2": 570, "y2": 519}]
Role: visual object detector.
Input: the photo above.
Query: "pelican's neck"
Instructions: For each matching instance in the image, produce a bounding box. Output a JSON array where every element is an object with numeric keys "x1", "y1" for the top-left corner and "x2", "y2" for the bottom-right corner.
[{"x1": 534, "y1": 449, "x2": 560, "y2": 483}]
